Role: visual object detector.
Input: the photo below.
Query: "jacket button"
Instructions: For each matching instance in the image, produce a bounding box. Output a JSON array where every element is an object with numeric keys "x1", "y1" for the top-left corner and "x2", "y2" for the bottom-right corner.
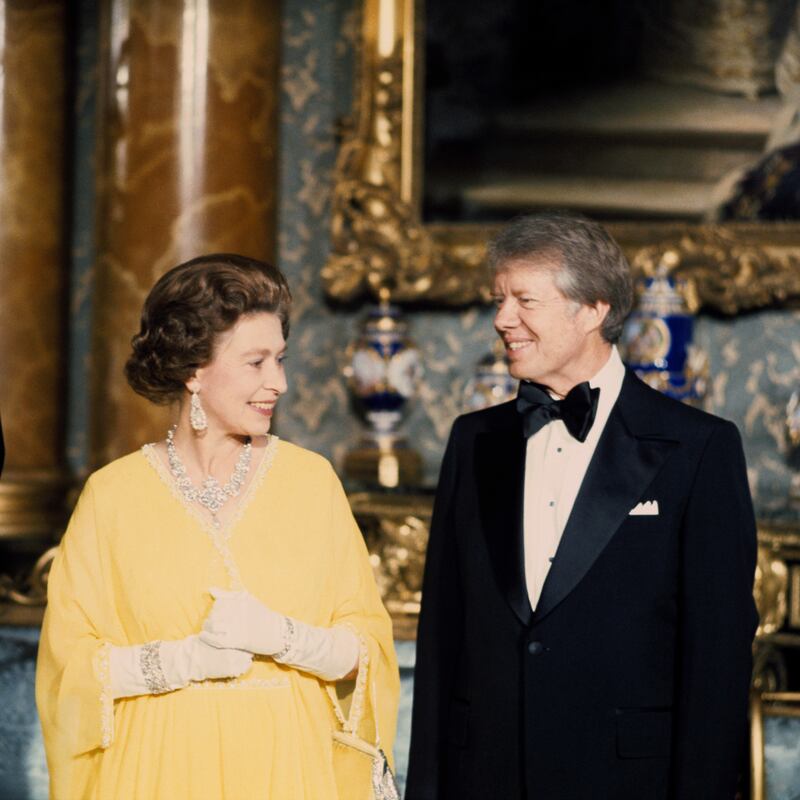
[{"x1": 527, "y1": 641, "x2": 544, "y2": 655}]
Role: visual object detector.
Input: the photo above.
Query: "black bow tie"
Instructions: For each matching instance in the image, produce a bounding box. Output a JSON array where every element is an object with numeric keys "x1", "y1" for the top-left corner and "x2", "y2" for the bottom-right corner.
[{"x1": 516, "y1": 381, "x2": 600, "y2": 442}]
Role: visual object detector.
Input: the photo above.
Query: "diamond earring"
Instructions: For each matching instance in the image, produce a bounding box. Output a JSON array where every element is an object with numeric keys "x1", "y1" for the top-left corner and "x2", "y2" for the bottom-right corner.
[{"x1": 189, "y1": 390, "x2": 208, "y2": 432}]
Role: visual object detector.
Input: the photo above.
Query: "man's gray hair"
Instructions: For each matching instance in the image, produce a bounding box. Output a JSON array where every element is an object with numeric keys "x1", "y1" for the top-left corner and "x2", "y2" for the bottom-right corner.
[{"x1": 486, "y1": 210, "x2": 634, "y2": 343}]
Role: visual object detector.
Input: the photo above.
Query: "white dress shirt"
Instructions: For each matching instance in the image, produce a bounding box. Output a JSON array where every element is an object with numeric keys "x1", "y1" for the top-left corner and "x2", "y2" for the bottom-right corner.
[{"x1": 523, "y1": 346, "x2": 626, "y2": 610}]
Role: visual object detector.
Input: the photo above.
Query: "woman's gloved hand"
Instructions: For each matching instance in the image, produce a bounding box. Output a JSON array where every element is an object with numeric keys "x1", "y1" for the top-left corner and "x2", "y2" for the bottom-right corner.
[
  {"x1": 200, "y1": 587, "x2": 287, "y2": 655},
  {"x1": 109, "y1": 634, "x2": 253, "y2": 699},
  {"x1": 201, "y1": 587, "x2": 360, "y2": 681}
]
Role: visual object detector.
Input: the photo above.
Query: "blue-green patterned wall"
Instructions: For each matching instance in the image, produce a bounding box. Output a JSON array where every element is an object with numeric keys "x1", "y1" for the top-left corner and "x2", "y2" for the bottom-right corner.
[{"x1": 696, "y1": 310, "x2": 800, "y2": 516}]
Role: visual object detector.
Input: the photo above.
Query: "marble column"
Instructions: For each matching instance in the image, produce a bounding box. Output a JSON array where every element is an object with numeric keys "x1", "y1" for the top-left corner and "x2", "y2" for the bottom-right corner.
[
  {"x1": 0, "y1": 1, "x2": 69, "y2": 550},
  {"x1": 92, "y1": 0, "x2": 281, "y2": 464}
]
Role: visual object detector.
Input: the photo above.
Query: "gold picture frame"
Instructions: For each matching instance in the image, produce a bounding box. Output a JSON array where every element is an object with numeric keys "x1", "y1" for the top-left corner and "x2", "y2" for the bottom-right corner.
[{"x1": 324, "y1": 0, "x2": 800, "y2": 312}]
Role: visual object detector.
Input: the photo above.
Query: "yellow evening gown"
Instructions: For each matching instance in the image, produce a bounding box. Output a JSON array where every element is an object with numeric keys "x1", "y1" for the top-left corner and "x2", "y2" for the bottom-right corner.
[{"x1": 35, "y1": 437, "x2": 399, "y2": 800}]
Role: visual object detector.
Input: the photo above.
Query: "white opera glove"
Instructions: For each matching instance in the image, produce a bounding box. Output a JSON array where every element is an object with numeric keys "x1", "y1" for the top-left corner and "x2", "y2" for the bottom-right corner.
[
  {"x1": 109, "y1": 634, "x2": 253, "y2": 699},
  {"x1": 201, "y1": 587, "x2": 286, "y2": 656},
  {"x1": 200, "y1": 587, "x2": 360, "y2": 681}
]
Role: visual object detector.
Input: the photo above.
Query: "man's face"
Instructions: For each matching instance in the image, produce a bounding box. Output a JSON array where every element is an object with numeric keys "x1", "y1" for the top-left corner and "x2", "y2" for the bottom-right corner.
[{"x1": 492, "y1": 259, "x2": 602, "y2": 393}]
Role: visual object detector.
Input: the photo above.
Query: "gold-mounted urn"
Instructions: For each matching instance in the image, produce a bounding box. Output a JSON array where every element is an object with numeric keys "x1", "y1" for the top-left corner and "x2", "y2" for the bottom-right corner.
[{"x1": 343, "y1": 289, "x2": 423, "y2": 488}]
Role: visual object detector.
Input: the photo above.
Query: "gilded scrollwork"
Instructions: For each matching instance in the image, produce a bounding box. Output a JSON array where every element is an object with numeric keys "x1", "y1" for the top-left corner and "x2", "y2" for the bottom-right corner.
[
  {"x1": 754, "y1": 544, "x2": 789, "y2": 636},
  {"x1": 323, "y1": 0, "x2": 490, "y2": 305},
  {"x1": 629, "y1": 226, "x2": 800, "y2": 315},
  {"x1": 752, "y1": 642, "x2": 789, "y2": 692},
  {"x1": 326, "y1": 0, "x2": 800, "y2": 312},
  {"x1": 348, "y1": 490, "x2": 432, "y2": 638},
  {"x1": 323, "y1": 177, "x2": 444, "y2": 301},
  {"x1": 753, "y1": 523, "x2": 800, "y2": 689},
  {"x1": 0, "y1": 545, "x2": 56, "y2": 609}
]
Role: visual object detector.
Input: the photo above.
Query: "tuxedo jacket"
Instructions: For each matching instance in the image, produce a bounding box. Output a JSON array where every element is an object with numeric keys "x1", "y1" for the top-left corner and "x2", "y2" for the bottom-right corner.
[{"x1": 405, "y1": 370, "x2": 758, "y2": 800}]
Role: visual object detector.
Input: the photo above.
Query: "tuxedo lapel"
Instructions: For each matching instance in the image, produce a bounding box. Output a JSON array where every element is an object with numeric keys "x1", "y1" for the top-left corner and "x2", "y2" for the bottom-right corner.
[
  {"x1": 475, "y1": 411, "x2": 532, "y2": 626},
  {"x1": 534, "y1": 375, "x2": 678, "y2": 623}
]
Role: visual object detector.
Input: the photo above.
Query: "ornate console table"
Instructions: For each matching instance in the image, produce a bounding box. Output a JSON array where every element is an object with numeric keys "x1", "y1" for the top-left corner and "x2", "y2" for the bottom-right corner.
[{"x1": 347, "y1": 489, "x2": 434, "y2": 640}]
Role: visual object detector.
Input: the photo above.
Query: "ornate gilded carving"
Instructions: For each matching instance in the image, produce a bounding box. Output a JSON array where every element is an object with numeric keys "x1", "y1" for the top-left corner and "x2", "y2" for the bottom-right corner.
[
  {"x1": 752, "y1": 523, "x2": 800, "y2": 689},
  {"x1": 324, "y1": 177, "x2": 444, "y2": 301},
  {"x1": 348, "y1": 490, "x2": 432, "y2": 639},
  {"x1": 752, "y1": 644, "x2": 789, "y2": 692},
  {"x1": 754, "y1": 544, "x2": 789, "y2": 636},
  {"x1": 324, "y1": 0, "x2": 441, "y2": 302},
  {"x1": 323, "y1": 0, "x2": 488, "y2": 305},
  {"x1": 629, "y1": 226, "x2": 800, "y2": 315},
  {"x1": 0, "y1": 546, "x2": 55, "y2": 608},
  {"x1": 326, "y1": 0, "x2": 800, "y2": 312},
  {"x1": 791, "y1": 565, "x2": 800, "y2": 628}
]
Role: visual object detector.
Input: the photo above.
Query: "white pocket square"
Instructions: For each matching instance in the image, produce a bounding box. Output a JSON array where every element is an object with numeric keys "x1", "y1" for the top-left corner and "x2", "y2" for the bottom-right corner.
[{"x1": 629, "y1": 500, "x2": 659, "y2": 516}]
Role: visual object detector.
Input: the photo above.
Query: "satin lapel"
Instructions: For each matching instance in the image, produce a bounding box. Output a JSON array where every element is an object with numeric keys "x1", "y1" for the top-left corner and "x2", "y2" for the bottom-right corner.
[
  {"x1": 533, "y1": 400, "x2": 677, "y2": 623},
  {"x1": 475, "y1": 420, "x2": 532, "y2": 626}
]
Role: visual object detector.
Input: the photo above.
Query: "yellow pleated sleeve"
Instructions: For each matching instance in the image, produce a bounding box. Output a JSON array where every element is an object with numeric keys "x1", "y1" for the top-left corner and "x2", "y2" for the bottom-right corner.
[{"x1": 36, "y1": 477, "x2": 123, "y2": 797}]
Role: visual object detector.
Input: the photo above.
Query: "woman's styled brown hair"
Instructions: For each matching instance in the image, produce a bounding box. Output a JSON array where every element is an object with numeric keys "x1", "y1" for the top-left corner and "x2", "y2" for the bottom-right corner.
[{"x1": 125, "y1": 254, "x2": 292, "y2": 405}]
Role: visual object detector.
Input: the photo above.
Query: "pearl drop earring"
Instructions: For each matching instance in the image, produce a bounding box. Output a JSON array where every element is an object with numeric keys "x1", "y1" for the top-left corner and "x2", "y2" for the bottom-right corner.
[{"x1": 189, "y1": 390, "x2": 208, "y2": 432}]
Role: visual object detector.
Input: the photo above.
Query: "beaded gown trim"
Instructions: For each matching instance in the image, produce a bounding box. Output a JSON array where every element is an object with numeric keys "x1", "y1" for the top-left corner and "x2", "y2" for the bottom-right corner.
[
  {"x1": 96, "y1": 642, "x2": 114, "y2": 749},
  {"x1": 326, "y1": 624, "x2": 370, "y2": 734},
  {"x1": 186, "y1": 677, "x2": 290, "y2": 691}
]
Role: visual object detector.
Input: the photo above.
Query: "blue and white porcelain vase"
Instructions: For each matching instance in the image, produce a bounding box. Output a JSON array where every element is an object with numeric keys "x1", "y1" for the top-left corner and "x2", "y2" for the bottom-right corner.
[
  {"x1": 463, "y1": 339, "x2": 518, "y2": 412},
  {"x1": 343, "y1": 292, "x2": 423, "y2": 486},
  {"x1": 621, "y1": 262, "x2": 708, "y2": 403}
]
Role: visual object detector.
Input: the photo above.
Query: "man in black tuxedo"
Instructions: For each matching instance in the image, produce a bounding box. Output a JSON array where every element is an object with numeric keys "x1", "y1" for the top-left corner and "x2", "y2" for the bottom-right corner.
[{"x1": 405, "y1": 212, "x2": 758, "y2": 800}]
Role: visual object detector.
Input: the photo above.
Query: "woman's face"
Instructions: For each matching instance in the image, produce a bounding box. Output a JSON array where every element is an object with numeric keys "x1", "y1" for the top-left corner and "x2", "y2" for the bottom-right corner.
[{"x1": 190, "y1": 311, "x2": 287, "y2": 438}]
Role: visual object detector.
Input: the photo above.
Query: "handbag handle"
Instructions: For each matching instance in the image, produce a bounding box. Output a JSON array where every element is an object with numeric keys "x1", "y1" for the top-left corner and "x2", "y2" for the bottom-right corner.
[{"x1": 332, "y1": 729, "x2": 382, "y2": 758}]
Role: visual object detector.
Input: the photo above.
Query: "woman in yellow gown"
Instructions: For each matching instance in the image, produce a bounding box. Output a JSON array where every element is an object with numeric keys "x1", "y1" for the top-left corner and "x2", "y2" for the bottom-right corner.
[{"x1": 36, "y1": 254, "x2": 399, "y2": 799}]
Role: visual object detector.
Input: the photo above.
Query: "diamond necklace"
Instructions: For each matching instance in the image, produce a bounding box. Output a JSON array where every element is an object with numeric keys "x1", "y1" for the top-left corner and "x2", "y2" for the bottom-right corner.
[{"x1": 166, "y1": 425, "x2": 252, "y2": 528}]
